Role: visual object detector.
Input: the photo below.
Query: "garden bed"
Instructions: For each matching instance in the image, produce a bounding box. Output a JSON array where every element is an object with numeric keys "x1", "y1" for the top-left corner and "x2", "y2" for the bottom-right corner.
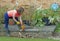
[{"x1": 0, "y1": 24, "x2": 56, "y2": 38}]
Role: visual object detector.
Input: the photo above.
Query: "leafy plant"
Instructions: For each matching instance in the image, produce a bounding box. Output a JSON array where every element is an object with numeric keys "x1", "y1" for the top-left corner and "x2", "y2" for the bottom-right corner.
[
  {"x1": 31, "y1": 7, "x2": 60, "y2": 27},
  {"x1": 31, "y1": 8, "x2": 45, "y2": 27}
]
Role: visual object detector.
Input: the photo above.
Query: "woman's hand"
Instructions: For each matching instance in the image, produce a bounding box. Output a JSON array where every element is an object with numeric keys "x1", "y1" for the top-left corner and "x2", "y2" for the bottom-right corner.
[
  {"x1": 16, "y1": 21, "x2": 20, "y2": 24},
  {"x1": 21, "y1": 24, "x2": 25, "y2": 31}
]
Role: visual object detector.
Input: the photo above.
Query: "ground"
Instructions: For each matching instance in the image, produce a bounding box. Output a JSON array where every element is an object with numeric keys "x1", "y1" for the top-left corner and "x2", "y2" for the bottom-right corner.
[{"x1": 0, "y1": 37, "x2": 59, "y2": 41}]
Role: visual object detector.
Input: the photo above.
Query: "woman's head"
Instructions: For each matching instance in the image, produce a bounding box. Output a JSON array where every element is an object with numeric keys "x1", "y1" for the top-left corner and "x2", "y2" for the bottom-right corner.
[{"x1": 17, "y1": 7, "x2": 24, "y2": 14}]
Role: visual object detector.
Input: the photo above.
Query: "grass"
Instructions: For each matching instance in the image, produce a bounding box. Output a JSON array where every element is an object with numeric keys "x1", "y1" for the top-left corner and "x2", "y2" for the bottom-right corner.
[{"x1": 0, "y1": 37, "x2": 59, "y2": 41}]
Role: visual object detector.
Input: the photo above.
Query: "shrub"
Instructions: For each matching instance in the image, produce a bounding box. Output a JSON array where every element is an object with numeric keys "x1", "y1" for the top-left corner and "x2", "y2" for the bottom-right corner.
[
  {"x1": 31, "y1": 7, "x2": 60, "y2": 27},
  {"x1": 0, "y1": 5, "x2": 10, "y2": 24}
]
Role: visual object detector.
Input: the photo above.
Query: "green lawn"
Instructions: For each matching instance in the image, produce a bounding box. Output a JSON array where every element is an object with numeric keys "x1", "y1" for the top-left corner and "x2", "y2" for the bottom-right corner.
[{"x1": 0, "y1": 37, "x2": 59, "y2": 41}]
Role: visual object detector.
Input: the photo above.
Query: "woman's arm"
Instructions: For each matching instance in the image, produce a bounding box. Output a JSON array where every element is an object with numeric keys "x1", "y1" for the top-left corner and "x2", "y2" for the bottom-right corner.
[
  {"x1": 13, "y1": 13, "x2": 18, "y2": 22},
  {"x1": 19, "y1": 15, "x2": 23, "y2": 25},
  {"x1": 19, "y1": 16, "x2": 25, "y2": 31}
]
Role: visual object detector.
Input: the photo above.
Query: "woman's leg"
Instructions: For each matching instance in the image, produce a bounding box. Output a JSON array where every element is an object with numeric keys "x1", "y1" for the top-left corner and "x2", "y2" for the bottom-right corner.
[{"x1": 4, "y1": 13, "x2": 10, "y2": 36}]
